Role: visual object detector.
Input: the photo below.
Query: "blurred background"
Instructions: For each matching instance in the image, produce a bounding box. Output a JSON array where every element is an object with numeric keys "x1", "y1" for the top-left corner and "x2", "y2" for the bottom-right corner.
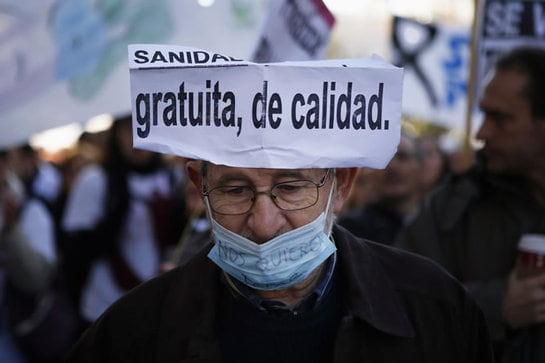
[{"x1": 0, "y1": 0, "x2": 529, "y2": 163}]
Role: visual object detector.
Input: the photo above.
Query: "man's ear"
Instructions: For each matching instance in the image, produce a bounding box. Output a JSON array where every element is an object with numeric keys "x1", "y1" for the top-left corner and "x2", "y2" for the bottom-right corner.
[
  {"x1": 333, "y1": 168, "x2": 358, "y2": 213},
  {"x1": 186, "y1": 160, "x2": 203, "y2": 195}
]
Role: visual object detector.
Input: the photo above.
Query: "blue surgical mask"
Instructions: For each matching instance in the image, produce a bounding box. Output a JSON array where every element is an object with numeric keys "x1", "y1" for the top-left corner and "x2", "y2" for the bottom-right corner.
[
  {"x1": 207, "y1": 212, "x2": 336, "y2": 291},
  {"x1": 207, "y1": 180, "x2": 336, "y2": 291}
]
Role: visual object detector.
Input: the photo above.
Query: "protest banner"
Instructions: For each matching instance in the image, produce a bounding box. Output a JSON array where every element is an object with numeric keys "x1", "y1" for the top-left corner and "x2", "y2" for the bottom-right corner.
[
  {"x1": 391, "y1": 16, "x2": 471, "y2": 131},
  {"x1": 474, "y1": 0, "x2": 545, "y2": 100},
  {"x1": 0, "y1": 1, "x2": 264, "y2": 148},
  {"x1": 250, "y1": 0, "x2": 335, "y2": 62},
  {"x1": 129, "y1": 44, "x2": 404, "y2": 169}
]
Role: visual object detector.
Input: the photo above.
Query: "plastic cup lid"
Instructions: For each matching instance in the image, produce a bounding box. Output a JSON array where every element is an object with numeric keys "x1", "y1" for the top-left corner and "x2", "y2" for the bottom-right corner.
[{"x1": 518, "y1": 234, "x2": 545, "y2": 254}]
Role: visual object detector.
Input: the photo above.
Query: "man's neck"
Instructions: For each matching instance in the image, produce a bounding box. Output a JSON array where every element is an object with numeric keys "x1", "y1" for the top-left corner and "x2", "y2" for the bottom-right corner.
[{"x1": 254, "y1": 263, "x2": 326, "y2": 310}]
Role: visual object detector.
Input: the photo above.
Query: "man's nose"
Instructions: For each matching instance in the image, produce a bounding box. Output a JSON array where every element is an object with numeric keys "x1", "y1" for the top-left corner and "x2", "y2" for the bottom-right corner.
[
  {"x1": 246, "y1": 192, "x2": 285, "y2": 243},
  {"x1": 476, "y1": 118, "x2": 492, "y2": 141}
]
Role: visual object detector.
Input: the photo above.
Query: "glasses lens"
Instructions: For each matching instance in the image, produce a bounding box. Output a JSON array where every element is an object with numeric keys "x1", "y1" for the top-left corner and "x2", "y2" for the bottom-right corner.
[
  {"x1": 205, "y1": 170, "x2": 329, "y2": 215},
  {"x1": 208, "y1": 186, "x2": 254, "y2": 214},
  {"x1": 272, "y1": 180, "x2": 318, "y2": 210}
]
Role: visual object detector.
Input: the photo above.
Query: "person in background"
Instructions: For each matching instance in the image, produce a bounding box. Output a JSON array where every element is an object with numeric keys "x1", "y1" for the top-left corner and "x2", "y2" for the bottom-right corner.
[
  {"x1": 416, "y1": 134, "x2": 449, "y2": 200},
  {"x1": 7, "y1": 144, "x2": 62, "y2": 209},
  {"x1": 338, "y1": 132, "x2": 423, "y2": 245},
  {"x1": 338, "y1": 167, "x2": 376, "y2": 215},
  {"x1": 60, "y1": 114, "x2": 185, "y2": 331},
  {"x1": 396, "y1": 46, "x2": 545, "y2": 362},
  {"x1": 0, "y1": 149, "x2": 66, "y2": 362},
  {"x1": 160, "y1": 179, "x2": 211, "y2": 271},
  {"x1": 66, "y1": 128, "x2": 493, "y2": 360}
]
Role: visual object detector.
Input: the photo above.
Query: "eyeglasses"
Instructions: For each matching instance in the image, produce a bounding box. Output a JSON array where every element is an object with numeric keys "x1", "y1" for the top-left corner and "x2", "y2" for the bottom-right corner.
[{"x1": 203, "y1": 169, "x2": 332, "y2": 215}]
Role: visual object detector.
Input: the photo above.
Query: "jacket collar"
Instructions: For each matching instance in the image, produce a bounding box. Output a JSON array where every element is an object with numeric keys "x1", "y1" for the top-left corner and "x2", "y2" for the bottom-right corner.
[
  {"x1": 154, "y1": 229, "x2": 415, "y2": 361},
  {"x1": 333, "y1": 225, "x2": 415, "y2": 338}
]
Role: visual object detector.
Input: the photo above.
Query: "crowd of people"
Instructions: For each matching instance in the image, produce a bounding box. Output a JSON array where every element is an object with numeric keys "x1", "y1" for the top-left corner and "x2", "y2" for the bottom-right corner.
[
  {"x1": 0, "y1": 116, "x2": 211, "y2": 362},
  {"x1": 0, "y1": 45, "x2": 543, "y2": 362}
]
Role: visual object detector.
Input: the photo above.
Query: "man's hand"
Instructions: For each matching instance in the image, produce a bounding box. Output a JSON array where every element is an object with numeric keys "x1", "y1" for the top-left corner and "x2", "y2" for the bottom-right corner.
[{"x1": 502, "y1": 258, "x2": 545, "y2": 328}]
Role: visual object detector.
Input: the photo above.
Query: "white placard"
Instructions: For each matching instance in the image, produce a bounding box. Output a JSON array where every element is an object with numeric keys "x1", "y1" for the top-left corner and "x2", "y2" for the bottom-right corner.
[
  {"x1": 129, "y1": 44, "x2": 404, "y2": 169},
  {"x1": 250, "y1": 0, "x2": 335, "y2": 62},
  {"x1": 0, "y1": 0, "x2": 265, "y2": 148},
  {"x1": 391, "y1": 16, "x2": 471, "y2": 131}
]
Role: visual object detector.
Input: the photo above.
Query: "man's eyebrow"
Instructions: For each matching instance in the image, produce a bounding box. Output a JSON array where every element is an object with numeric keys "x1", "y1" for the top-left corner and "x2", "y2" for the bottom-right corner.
[
  {"x1": 210, "y1": 170, "x2": 314, "y2": 186},
  {"x1": 274, "y1": 171, "x2": 308, "y2": 179},
  {"x1": 212, "y1": 175, "x2": 251, "y2": 185},
  {"x1": 480, "y1": 106, "x2": 513, "y2": 119}
]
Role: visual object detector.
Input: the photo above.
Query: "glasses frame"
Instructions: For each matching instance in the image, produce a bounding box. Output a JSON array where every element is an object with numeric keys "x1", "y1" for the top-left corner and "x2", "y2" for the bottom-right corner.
[{"x1": 202, "y1": 168, "x2": 332, "y2": 215}]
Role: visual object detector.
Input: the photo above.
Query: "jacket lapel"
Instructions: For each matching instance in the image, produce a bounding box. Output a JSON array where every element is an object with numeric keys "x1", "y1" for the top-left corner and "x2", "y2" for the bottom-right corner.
[{"x1": 334, "y1": 225, "x2": 414, "y2": 338}]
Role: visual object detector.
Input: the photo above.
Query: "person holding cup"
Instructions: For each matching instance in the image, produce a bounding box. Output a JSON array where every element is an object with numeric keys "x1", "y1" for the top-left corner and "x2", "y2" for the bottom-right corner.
[{"x1": 397, "y1": 46, "x2": 545, "y2": 362}]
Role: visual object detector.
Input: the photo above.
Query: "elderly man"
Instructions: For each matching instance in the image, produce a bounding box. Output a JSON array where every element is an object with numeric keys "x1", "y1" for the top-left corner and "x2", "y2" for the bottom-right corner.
[
  {"x1": 66, "y1": 165, "x2": 493, "y2": 362},
  {"x1": 66, "y1": 46, "x2": 493, "y2": 363}
]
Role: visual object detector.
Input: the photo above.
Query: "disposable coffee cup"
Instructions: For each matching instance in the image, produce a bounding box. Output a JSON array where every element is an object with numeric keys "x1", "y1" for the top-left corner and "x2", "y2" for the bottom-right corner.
[{"x1": 517, "y1": 234, "x2": 545, "y2": 278}]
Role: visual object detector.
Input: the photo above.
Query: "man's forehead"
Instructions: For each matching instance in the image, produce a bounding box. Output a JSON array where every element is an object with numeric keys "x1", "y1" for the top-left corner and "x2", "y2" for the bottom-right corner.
[
  {"x1": 485, "y1": 69, "x2": 528, "y2": 98},
  {"x1": 205, "y1": 164, "x2": 326, "y2": 180}
]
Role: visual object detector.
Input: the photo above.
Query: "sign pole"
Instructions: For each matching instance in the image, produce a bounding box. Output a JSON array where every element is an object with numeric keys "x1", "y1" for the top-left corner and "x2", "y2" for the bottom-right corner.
[{"x1": 463, "y1": 0, "x2": 484, "y2": 170}]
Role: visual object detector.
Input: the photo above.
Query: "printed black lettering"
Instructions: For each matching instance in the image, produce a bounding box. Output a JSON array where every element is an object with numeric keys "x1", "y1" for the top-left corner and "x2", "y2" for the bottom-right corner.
[
  {"x1": 305, "y1": 94, "x2": 320, "y2": 128},
  {"x1": 133, "y1": 49, "x2": 244, "y2": 65},
  {"x1": 368, "y1": 83, "x2": 383, "y2": 130},
  {"x1": 136, "y1": 93, "x2": 150, "y2": 138},
  {"x1": 213, "y1": 82, "x2": 222, "y2": 126},
  {"x1": 269, "y1": 93, "x2": 282, "y2": 129},
  {"x1": 194, "y1": 51, "x2": 210, "y2": 64},
  {"x1": 150, "y1": 51, "x2": 167, "y2": 63},
  {"x1": 329, "y1": 82, "x2": 336, "y2": 129},
  {"x1": 252, "y1": 81, "x2": 268, "y2": 128},
  {"x1": 321, "y1": 81, "x2": 328, "y2": 128},
  {"x1": 163, "y1": 92, "x2": 177, "y2": 126},
  {"x1": 291, "y1": 94, "x2": 305, "y2": 128},
  {"x1": 337, "y1": 82, "x2": 351, "y2": 129},
  {"x1": 132, "y1": 80, "x2": 241, "y2": 139},
  {"x1": 168, "y1": 51, "x2": 184, "y2": 63},
  {"x1": 212, "y1": 53, "x2": 230, "y2": 62},
  {"x1": 352, "y1": 95, "x2": 366, "y2": 130},
  {"x1": 188, "y1": 92, "x2": 203, "y2": 126},
  {"x1": 134, "y1": 50, "x2": 149, "y2": 64},
  {"x1": 152, "y1": 92, "x2": 163, "y2": 126},
  {"x1": 178, "y1": 83, "x2": 188, "y2": 126},
  {"x1": 289, "y1": 81, "x2": 387, "y2": 131}
]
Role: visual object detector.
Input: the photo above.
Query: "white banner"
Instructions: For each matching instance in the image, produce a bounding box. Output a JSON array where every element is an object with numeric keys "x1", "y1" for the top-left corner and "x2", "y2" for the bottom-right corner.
[
  {"x1": 0, "y1": 0, "x2": 265, "y2": 148},
  {"x1": 250, "y1": 0, "x2": 335, "y2": 62},
  {"x1": 129, "y1": 44, "x2": 404, "y2": 169},
  {"x1": 391, "y1": 16, "x2": 471, "y2": 131}
]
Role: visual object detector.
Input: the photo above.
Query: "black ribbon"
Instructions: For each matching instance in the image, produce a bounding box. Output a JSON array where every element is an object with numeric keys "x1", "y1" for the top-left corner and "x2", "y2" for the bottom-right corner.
[{"x1": 392, "y1": 16, "x2": 439, "y2": 107}]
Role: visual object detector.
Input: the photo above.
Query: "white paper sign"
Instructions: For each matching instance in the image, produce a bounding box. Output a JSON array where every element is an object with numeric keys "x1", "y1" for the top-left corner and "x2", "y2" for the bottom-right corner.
[
  {"x1": 0, "y1": 0, "x2": 265, "y2": 148},
  {"x1": 250, "y1": 0, "x2": 335, "y2": 62},
  {"x1": 129, "y1": 44, "x2": 403, "y2": 169},
  {"x1": 391, "y1": 16, "x2": 471, "y2": 131}
]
